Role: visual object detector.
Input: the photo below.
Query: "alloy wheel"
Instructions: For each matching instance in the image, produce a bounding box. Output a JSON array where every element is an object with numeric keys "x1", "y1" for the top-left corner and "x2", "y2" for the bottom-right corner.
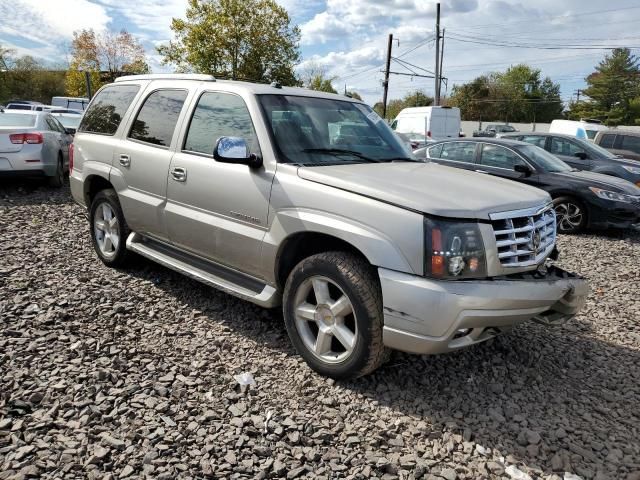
[
  {"x1": 554, "y1": 202, "x2": 583, "y2": 232},
  {"x1": 93, "y1": 202, "x2": 120, "y2": 258}
]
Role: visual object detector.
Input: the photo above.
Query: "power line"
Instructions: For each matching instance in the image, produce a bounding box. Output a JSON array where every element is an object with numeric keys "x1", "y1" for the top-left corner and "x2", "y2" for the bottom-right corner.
[{"x1": 447, "y1": 34, "x2": 640, "y2": 50}]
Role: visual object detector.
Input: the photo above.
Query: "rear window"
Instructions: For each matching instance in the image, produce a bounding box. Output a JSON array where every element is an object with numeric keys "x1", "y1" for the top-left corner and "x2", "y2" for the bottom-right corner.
[
  {"x1": 79, "y1": 84, "x2": 140, "y2": 135},
  {"x1": 7, "y1": 104, "x2": 32, "y2": 110},
  {"x1": 598, "y1": 134, "x2": 616, "y2": 148},
  {"x1": 0, "y1": 113, "x2": 37, "y2": 127}
]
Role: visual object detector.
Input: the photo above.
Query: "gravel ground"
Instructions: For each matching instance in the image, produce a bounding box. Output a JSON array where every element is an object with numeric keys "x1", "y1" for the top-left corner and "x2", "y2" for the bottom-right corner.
[{"x1": 1, "y1": 180, "x2": 639, "y2": 480}]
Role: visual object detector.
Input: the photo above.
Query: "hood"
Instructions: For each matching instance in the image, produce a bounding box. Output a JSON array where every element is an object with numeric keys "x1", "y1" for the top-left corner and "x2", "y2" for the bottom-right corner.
[
  {"x1": 555, "y1": 169, "x2": 640, "y2": 194},
  {"x1": 610, "y1": 156, "x2": 640, "y2": 168},
  {"x1": 297, "y1": 162, "x2": 550, "y2": 220}
]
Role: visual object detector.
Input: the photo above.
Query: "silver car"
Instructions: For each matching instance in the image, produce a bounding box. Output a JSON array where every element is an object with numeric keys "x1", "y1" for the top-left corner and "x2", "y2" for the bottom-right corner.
[
  {"x1": 0, "y1": 111, "x2": 71, "y2": 187},
  {"x1": 70, "y1": 74, "x2": 588, "y2": 379}
]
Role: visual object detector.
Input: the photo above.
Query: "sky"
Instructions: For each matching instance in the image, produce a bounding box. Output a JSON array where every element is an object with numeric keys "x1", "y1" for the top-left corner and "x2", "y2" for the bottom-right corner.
[{"x1": 1, "y1": 0, "x2": 639, "y2": 107}]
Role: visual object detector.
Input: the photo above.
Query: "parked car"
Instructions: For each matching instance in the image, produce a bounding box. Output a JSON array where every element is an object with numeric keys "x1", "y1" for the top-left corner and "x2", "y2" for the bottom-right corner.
[
  {"x1": 5, "y1": 101, "x2": 45, "y2": 112},
  {"x1": 70, "y1": 74, "x2": 587, "y2": 379},
  {"x1": 501, "y1": 132, "x2": 640, "y2": 187},
  {"x1": 594, "y1": 130, "x2": 640, "y2": 161},
  {"x1": 0, "y1": 110, "x2": 71, "y2": 186},
  {"x1": 51, "y1": 113, "x2": 81, "y2": 135},
  {"x1": 473, "y1": 124, "x2": 517, "y2": 138},
  {"x1": 43, "y1": 106, "x2": 83, "y2": 115},
  {"x1": 51, "y1": 96, "x2": 90, "y2": 111},
  {"x1": 390, "y1": 106, "x2": 461, "y2": 144},
  {"x1": 417, "y1": 138, "x2": 640, "y2": 233},
  {"x1": 549, "y1": 119, "x2": 607, "y2": 141}
]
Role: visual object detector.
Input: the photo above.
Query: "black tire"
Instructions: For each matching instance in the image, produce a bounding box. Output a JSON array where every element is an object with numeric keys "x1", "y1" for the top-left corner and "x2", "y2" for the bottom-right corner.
[
  {"x1": 89, "y1": 189, "x2": 132, "y2": 268},
  {"x1": 283, "y1": 251, "x2": 390, "y2": 379},
  {"x1": 48, "y1": 155, "x2": 64, "y2": 188},
  {"x1": 553, "y1": 196, "x2": 587, "y2": 234}
]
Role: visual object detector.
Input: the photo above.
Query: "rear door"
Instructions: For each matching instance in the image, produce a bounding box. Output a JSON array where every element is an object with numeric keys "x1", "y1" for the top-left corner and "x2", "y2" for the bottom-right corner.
[
  {"x1": 444, "y1": 108, "x2": 460, "y2": 139},
  {"x1": 548, "y1": 136, "x2": 594, "y2": 170},
  {"x1": 613, "y1": 134, "x2": 640, "y2": 160},
  {"x1": 112, "y1": 86, "x2": 191, "y2": 241}
]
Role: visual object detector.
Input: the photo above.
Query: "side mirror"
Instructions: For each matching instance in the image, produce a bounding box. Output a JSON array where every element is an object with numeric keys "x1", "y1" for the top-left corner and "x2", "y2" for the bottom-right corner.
[
  {"x1": 514, "y1": 164, "x2": 532, "y2": 176},
  {"x1": 574, "y1": 151, "x2": 588, "y2": 160},
  {"x1": 213, "y1": 136, "x2": 262, "y2": 169},
  {"x1": 64, "y1": 128, "x2": 76, "y2": 135}
]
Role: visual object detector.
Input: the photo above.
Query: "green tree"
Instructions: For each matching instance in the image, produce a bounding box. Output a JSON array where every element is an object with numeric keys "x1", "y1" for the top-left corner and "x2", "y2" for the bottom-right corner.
[
  {"x1": 158, "y1": 0, "x2": 300, "y2": 85},
  {"x1": 373, "y1": 89, "x2": 433, "y2": 120},
  {"x1": 0, "y1": 55, "x2": 66, "y2": 104},
  {"x1": 346, "y1": 91, "x2": 362, "y2": 101},
  {"x1": 66, "y1": 29, "x2": 149, "y2": 97},
  {"x1": 578, "y1": 48, "x2": 640, "y2": 125}
]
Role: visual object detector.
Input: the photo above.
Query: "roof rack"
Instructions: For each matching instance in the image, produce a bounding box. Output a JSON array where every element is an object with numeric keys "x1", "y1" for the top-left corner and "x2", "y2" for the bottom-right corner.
[{"x1": 114, "y1": 74, "x2": 216, "y2": 83}]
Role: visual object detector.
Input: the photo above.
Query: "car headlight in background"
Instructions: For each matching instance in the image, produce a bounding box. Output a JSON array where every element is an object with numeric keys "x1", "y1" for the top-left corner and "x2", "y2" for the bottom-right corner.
[
  {"x1": 425, "y1": 218, "x2": 487, "y2": 279},
  {"x1": 622, "y1": 165, "x2": 640, "y2": 174},
  {"x1": 589, "y1": 187, "x2": 637, "y2": 203}
]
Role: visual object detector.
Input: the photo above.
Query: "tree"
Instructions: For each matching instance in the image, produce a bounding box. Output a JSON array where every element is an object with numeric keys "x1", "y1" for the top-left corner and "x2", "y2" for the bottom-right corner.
[
  {"x1": 346, "y1": 91, "x2": 362, "y2": 100},
  {"x1": 0, "y1": 51, "x2": 66, "y2": 104},
  {"x1": 373, "y1": 90, "x2": 433, "y2": 119},
  {"x1": 299, "y1": 62, "x2": 336, "y2": 93},
  {"x1": 66, "y1": 29, "x2": 150, "y2": 97},
  {"x1": 158, "y1": 0, "x2": 300, "y2": 85},
  {"x1": 449, "y1": 64, "x2": 562, "y2": 123},
  {"x1": 571, "y1": 48, "x2": 640, "y2": 125}
]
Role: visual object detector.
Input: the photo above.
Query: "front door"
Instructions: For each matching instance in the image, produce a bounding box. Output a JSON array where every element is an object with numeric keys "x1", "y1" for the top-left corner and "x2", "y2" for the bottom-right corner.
[
  {"x1": 164, "y1": 91, "x2": 275, "y2": 278},
  {"x1": 477, "y1": 143, "x2": 538, "y2": 186}
]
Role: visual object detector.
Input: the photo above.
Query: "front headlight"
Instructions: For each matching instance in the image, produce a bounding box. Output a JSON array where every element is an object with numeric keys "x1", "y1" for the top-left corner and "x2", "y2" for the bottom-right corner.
[
  {"x1": 424, "y1": 218, "x2": 487, "y2": 279},
  {"x1": 622, "y1": 165, "x2": 640, "y2": 174},
  {"x1": 589, "y1": 187, "x2": 636, "y2": 203}
]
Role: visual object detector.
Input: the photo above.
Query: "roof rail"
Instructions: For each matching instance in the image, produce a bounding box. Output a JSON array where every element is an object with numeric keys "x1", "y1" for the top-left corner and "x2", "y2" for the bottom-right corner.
[{"x1": 114, "y1": 73, "x2": 216, "y2": 83}]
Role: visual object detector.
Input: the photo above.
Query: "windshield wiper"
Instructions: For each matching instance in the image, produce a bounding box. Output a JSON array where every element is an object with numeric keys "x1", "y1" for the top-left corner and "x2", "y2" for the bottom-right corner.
[{"x1": 302, "y1": 148, "x2": 382, "y2": 163}]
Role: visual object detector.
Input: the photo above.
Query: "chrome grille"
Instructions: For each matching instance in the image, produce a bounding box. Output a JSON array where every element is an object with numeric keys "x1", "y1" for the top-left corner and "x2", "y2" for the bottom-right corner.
[{"x1": 490, "y1": 204, "x2": 556, "y2": 267}]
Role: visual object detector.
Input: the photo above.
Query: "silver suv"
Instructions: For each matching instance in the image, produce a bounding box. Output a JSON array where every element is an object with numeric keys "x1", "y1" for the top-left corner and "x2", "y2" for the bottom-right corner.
[{"x1": 70, "y1": 74, "x2": 588, "y2": 379}]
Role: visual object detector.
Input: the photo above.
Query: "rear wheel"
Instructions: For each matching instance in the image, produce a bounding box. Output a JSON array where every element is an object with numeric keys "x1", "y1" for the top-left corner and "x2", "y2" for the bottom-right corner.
[
  {"x1": 48, "y1": 155, "x2": 64, "y2": 188},
  {"x1": 553, "y1": 196, "x2": 587, "y2": 234},
  {"x1": 283, "y1": 251, "x2": 390, "y2": 379},
  {"x1": 90, "y1": 189, "x2": 132, "y2": 267}
]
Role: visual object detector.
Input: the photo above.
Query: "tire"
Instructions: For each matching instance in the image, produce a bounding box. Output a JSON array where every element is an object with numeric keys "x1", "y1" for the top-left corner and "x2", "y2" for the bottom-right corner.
[
  {"x1": 283, "y1": 251, "x2": 390, "y2": 379},
  {"x1": 553, "y1": 196, "x2": 587, "y2": 234},
  {"x1": 48, "y1": 155, "x2": 64, "y2": 188},
  {"x1": 89, "y1": 189, "x2": 132, "y2": 268}
]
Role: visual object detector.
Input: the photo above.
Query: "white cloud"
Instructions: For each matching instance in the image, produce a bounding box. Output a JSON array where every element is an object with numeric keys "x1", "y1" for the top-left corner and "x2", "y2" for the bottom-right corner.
[{"x1": 96, "y1": 0, "x2": 188, "y2": 38}]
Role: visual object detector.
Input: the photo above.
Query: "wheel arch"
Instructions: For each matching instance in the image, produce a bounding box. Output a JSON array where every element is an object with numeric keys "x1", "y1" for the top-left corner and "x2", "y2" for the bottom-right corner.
[{"x1": 84, "y1": 174, "x2": 115, "y2": 207}]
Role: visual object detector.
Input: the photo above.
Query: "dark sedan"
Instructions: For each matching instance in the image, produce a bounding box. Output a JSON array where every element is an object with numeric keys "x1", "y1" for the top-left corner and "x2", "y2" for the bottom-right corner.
[
  {"x1": 416, "y1": 138, "x2": 640, "y2": 233},
  {"x1": 500, "y1": 132, "x2": 640, "y2": 188}
]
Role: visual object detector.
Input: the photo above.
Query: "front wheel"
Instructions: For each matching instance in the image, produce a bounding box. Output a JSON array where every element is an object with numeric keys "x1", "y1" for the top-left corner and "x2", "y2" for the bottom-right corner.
[
  {"x1": 553, "y1": 196, "x2": 587, "y2": 234},
  {"x1": 283, "y1": 251, "x2": 390, "y2": 379},
  {"x1": 89, "y1": 189, "x2": 132, "y2": 267}
]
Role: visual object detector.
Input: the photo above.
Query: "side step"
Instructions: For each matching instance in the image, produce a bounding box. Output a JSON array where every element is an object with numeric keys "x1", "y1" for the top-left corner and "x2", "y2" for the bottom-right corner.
[{"x1": 126, "y1": 233, "x2": 280, "y2": 308}]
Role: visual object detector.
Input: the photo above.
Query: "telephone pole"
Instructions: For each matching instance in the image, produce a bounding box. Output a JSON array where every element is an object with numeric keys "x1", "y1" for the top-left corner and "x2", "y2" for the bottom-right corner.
[
  {"x1": 434, "y1": 3, "x2": 441, "y2": 105},
  {"x1": 439, "y1": 28, "x2": 445, "y2": 102},
  {"x1": 574, "y1": 89, "x2": 582, "y2": 102},
  {"x1": 382, "y1": 33, "x2": 393, "y2": 119}
]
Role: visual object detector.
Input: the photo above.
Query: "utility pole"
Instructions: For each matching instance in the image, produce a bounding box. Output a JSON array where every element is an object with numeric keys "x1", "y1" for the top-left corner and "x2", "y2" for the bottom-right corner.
[
  {"x1": 574, "y1": 89, "x2": 582, "y2": 102},
  {"x1": 382, "y1": 33, "x2": 393, "y2": 119},
  {"x1": 439, "y1": 28, "x2": 445, "y2": 103},
  {"x1": 84, "y1": 71, "x2": 93, "y2": 99},
  {"x1": 434, "y1": 2, "x2": 441, "y2": 105}
]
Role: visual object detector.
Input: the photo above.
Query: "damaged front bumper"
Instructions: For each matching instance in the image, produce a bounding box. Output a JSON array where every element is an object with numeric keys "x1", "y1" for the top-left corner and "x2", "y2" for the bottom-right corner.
[{"x1": 379, "y1": 265, "x2": 588, "y2": 355}]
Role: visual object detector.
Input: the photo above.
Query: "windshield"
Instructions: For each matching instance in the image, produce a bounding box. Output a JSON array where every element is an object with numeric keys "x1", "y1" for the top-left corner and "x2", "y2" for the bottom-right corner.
[
  {"x1": 517, "y1": 145, "x2": 572, "y2": 172},
  {"x1": 0, "y1": 113, "x2": 37, "y2": 127},
  {"x1": 258, "y1": 94, "x2": 413, "y2": 165}
]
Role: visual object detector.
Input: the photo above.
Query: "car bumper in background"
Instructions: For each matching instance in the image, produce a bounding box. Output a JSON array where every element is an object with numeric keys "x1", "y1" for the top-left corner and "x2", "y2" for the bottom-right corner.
[
  {"x1": 0, "y1": 147, "x2": 54, "y2": 176},
  {"x1": 379, "y1": 265, "x2": 588, "y2": 355},
  {"x1": 587, "y1": 198, "x2": 640, "y2": 230}
]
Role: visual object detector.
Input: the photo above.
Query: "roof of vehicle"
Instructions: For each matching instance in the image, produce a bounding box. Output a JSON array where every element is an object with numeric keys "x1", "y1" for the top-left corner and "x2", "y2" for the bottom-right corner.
[
  {"x1": 429, "y1": 137, "x2": 531, "y2": 147},
  {"x1": 596, "y1": 129, "x2": 640, "y2": 137},
  {"x1": 112, "y1": 74, "x2": 366, "y2": 103},
  {"x1": 500, "y1": 132, "x2": 591, "y2": 140}
]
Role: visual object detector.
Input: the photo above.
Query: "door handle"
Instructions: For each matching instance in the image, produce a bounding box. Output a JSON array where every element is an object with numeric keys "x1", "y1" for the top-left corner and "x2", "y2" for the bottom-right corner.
[
  {"x1": 119, "y1": 154, "x2": 131, "y2": 167},
  {"x1": 475, "y1": 169, "x2": 489, "y2": 174},
  {"x1": 171, "y1": 167, "x2": 187, "y2": 182}
]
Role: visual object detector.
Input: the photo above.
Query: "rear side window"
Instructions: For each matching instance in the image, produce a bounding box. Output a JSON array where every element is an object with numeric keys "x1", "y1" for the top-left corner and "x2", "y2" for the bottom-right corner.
[
  {"x1": 479, "y1": 144, "x2": 526, "y2": 169},
  {"x1": 598, "y1": 134, "x2": 616, "y2": 148},
  {"x1": 128, "y1": 90, "x2": 188, "y2": 147},
  {"x1": 79, "y1": 84, "x2": 140, "y2": 135},
  {"x1": 184, "y1": 92, "x2": 260, "y2": 155},
  {"x1": 440, "y1": 142, "x2": 476, "y2": 163},
  {"x1": 620, "y1": 135, "x2": 640, "y2": 154}
]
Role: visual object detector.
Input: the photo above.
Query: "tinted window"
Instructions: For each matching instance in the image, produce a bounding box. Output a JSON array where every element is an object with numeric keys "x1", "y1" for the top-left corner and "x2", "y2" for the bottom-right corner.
[
  {"x1": 440, "y1": 142, "x2": 476, "y2": 163},
  {"x1": 185, "y1": 92, "x2": 260, "y2": 156},
  {"x1": 621, "y1": 135, "x2": 640, "y2": 154},
  {"x1": 79, "y1": 85, "x2": 140, "y2": 135},
  {"x1": 7, "y1": 104, "x2": 32, "y2": 110},
  {"x1": 517, "y1": 145, "x2": 571, "y2": 173},
  {"x1": 128, "y1": 90, "x2": 188, "y2": 147},
  {"x1": 519, "y1": 135, "x2": 546, "y2": 148},
  {"x1": 598, "y1": 134, "x2": 616, "y2": 148},
  {"x1": 550, "y1": 137, "x2": 585, "y2": 157},
  {"x1": 479, "y1": 144, "x2": 525, "y2": 169},
  {"x1": 427, "y1": 144, "x2": 443, "y2": 158}
]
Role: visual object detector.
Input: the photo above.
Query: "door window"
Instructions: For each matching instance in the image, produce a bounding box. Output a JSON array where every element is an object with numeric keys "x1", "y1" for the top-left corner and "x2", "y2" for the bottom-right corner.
[
  {"x1": 184, "y1": 92, "x2": 260, "y2": 156},
  {"x1": 620, "y1": 135, "x2": 640, "y2": 155},
  {"x1": 439, "y1": 142, "x2": 476, "y2": 163},
  {"x1": 79, "y1": 84, "x2": 140, "y2": 135},
  {"x1": 128, "y1": 89, "x2": 188, "y2": 147},
  {"x1": 427, "y1": 144, "x2": 443, "y2": 159},
  {"x1": 519, "y1": 135, "x2": 546, "y2": 148},
  {"x1": 598, "y1": 134, "x2": 616, "y2": 149},
  {"x1": 479, "y1": 144, "x2": 525, "y2": 169},
  {"x1": 550, "y1": 137, "x2": 585, "y2": 157}
]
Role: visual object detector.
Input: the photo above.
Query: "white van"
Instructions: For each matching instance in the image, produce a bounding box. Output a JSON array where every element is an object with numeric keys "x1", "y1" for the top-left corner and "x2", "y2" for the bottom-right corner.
[
  {"x1": 549, "y1": 119, "x2": 607, "y2": 142},
  {"x1": 51, "y1": 96, "x2": 90, "y2": 111},
  {"x1": 391, "y1": 106, "x2": 461, "y2": 145}
]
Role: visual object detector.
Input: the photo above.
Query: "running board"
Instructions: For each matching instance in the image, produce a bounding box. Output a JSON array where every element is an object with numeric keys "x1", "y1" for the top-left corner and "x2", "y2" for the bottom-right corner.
[{"x1": 126, "y1": 233, "x2": 280, "y2": 308}]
